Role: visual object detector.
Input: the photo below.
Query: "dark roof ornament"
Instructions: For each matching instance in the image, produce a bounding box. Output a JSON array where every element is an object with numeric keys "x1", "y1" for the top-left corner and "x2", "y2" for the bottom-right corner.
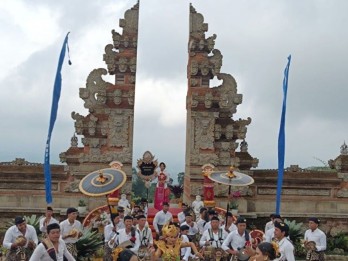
[{"x1": 341, "y1": 141, "x2": 348, "y2": 155}]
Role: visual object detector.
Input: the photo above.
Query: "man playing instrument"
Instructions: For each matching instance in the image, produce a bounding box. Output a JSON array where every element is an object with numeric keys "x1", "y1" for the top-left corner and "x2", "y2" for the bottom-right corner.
[
  {"x1": 59, "y1": 208, "x2": 82, "y2": 259},
  {"x1": 3, "y1": 216, "x2": 38, "y2": 261},
  {"x1": 136, "y1": 215, "x2": 154, "y2": 260},
  {"x1": 303, "y1": 217, "x2": 326, "y2": 261}
]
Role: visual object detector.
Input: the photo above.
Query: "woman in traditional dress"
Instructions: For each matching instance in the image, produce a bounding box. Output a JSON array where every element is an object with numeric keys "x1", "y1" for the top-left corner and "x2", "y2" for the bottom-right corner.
[
  {"x1": 154, "y1": 162, "x2": 170, "y2": 210},
  {"x1": 153, "y1": 223, "x2": 203, "y2": 261}
]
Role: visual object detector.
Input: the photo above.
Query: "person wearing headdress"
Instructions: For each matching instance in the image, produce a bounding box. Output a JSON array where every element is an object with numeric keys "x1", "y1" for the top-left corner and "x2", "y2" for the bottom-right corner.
[
  {"x1": 222, "y1": 217, "x2": 252, "y2": 260},
  {"x1": 29, "y1": 223, "x2": 75, "y2": 261},
  {"x1": 304, "y1": 217, "x2": 326, "y2": 261},
  {"x1": 3, "y1": 216, "x2": 38, "y2": 261},
  {"x1": 39, "y1": 206, "x2": 59, "y2": 235},
  {"x1": 59, "y1": 207, "x2": 82, "y2": 259},
  {"x1": 273, "y1": 221, "x2": 295, "y2": 261},
  {"x1": 153, "y1": 223, "x2": 203, "y2": 260},
  {"x1": 154, "y1": 162, "x2": 170, "y2": 210}
]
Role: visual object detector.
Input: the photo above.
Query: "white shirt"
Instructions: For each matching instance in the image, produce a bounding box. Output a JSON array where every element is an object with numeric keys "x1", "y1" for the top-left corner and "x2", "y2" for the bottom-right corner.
[
  {"x1": 197, "y1": 218, "x2": 206, "y2": 234},
  {"x1": 265, "y1": 220, "x2": 274, "y2": 232},
  {"x1": 29, "y1": 239, "x2": 75, "y2": 261},
  {"x1": 265, "y1": 227, "x2": 275, "y2": 243},
  {"x1": 59, "y1": 219, "x2": 82, "y2": 244},
  {"x1": 136, "y1": 226, "x2": 153, "y2": 246},
  {"x1": 304, "y1": 228, "x2": 327, "y2": 251},
  {"x1": 220, "y1": 223, "x2": 237, "y2": 234},
  {"x1": 3, "y1": 224, "x2": 38, "y2": 249},
  {"x1": 274, "y1": 237, "x2": 295, "y2": 261},
  {"x1": 104, "y1": 223, "x2": 117, "y2": 243},
  {"x1": 39, "y1": 216, "x2": 59, "y2": 233},
  {"x1": 177, "y1": 211, "x2": 186, "y2": 224},
  {"x1": 221, "y1": 230, "x2": 249, "y2": 251},
  {"x1": 181, "y1": 234, "x2": 191, "y2": 261},
  {"x1": 108, "y1": 228, "x2": 140, "y2": 254},
  {"x1": 203, "y1": 221, "x2": 211, "y2": 232},
  {"x1": 153, "y1": 210, "x2": 173, "y2": 232},
  {"x1": 181, "y1": 221, "x2": 199, "y2": 236},
  {"x1": 200, "y1": 228, "x2": 228, "y2": 248}
]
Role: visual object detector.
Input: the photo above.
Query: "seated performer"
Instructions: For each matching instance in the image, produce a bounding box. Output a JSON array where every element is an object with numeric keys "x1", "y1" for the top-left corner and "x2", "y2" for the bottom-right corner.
[
  {"x1": 108, "y1": 216, "x2": 140, "y2": 255},
  {"x1": 153, "y1": 223, "x2": 204, "y2": 260},
  {"x1": 3, "y1": 216, "x2": 38, "y2": 261},
  {"x1": 29, "y1": 223, "x2": 75, "y2": 261},
  {"x1": 154, "y1": 162, "x2": 170, "y2": 210},
  {"x1": 200, "y1": 216, "x2": 229, "y2": 261}
]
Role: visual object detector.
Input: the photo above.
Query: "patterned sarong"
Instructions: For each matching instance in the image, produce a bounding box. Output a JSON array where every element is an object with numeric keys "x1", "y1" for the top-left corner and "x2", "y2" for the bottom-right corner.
[
  {"x1": 103, "y1": 242, "x2": 113, "y2": 261},
  {"x1": 66, "y1": 243, "x2": 78, "y2": 258}
]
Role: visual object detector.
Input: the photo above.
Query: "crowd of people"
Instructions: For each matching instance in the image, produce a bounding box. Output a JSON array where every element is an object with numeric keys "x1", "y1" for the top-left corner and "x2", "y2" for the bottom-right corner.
[{"x1": 2, "y1": 201, "x2": 327, "y2": 261}]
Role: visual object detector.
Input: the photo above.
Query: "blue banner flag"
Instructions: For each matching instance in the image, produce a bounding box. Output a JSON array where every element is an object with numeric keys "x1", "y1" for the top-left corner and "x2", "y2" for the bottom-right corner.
[
  {"x1": 44, "y1": 32, "x2": 71, "y2": 204},
  {"x1": 276, "y1": 55, "x2": 291, "y2": 214}
]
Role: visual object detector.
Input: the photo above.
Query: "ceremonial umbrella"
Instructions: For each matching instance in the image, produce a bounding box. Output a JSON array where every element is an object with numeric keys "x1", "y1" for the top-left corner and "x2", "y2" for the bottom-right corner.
[
  {"x1": 208, "y1": 167, "x2": 254, "y2": 222},
  {"x1": 79, "y1": 168, "x2": 127, "y2": 226}
]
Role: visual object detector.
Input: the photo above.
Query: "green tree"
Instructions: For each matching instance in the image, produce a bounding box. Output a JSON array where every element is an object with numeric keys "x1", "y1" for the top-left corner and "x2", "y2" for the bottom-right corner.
[{"x1": 177, "y1": 172, "x2": 184, "y2": 186}]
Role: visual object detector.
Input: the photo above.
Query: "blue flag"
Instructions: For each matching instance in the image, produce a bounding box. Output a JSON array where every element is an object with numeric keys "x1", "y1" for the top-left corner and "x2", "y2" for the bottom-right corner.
[
  {"x1": 44, "y1": 32, "x2": 71, "y2": 204},
  {"x1": 276, "y1": 55, "x2": 291, "y2": 214}
]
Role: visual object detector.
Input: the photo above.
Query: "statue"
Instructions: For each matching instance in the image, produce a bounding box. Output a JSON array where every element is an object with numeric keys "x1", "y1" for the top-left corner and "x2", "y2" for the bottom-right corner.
[
  {"x1": 192, "y1": 195, "x2": 204, "y2": 219},
  {"x1": 118, "y1": 194, "x2": 131, "y2": 215}
]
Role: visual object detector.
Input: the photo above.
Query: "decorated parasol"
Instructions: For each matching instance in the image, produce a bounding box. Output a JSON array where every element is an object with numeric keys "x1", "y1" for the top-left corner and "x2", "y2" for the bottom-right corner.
[
  {"x1": 79, "y1": 168, "x2": 127, "y2": 227},
  {"x1": 79, "y1": 168, "x2": 127, "y2": 196},
  {"x1": 208, "y1": 166, "x2": 254, "y2": 223}
]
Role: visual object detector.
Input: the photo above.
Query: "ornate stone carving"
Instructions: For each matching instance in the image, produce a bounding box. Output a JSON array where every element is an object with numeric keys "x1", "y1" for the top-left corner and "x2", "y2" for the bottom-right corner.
[
  {"x1": 204, "y1": 92, "x2": 213, "y2": 108},
  {"x1": 240, "y1": 140, "x2": 248, "y2": 152},
  {"x1": 191, "y1": 61, "x2": 199, "y2": 76},
  {"x1": 64, "y1": 175, "x2": 80, "y2": 193},
  {"x1": 234, "y1": 117, "x2": 251, "y2": 139},
  {"x1": 71, "y1": 133, "x2": 78, "y2": 147},
  {"x1": 103, "y1": 44, "x2": 117, "y2": 73},
  {"x1": 225, "y1": 124, "x2": 234, "y2": 139},
  {"x1": 71, "y1": 112, "x2": 85, "y2": 134},
  {"x1": 209, "y1": 49, "x2": 222, "y2": 75},
  {"x1": 337, "y1": 188, "x2": 348, "y2": 198},
  {"x1": 88, "y1": 115, "x2": 98, "y2": 136},
  {"x1": 0, "y1": 158, "x2": 42, "y2": 166},
  {"x1": 113, "y1": 89, "x2": 123, "y2": 105},
  {"x1": 191, "y1": 151, "x2": 219, "y2": 166},
  {"x1": 341, "y1": 142, "x2": 348, "y2": 155},
  {"x1": 109, "y1": 113, "x2": 129, "y2": 147},
  {"x1": 195, "y1": 117, "x2": 215, "y2": 149},
  {"x1": 214, "y1": 124, "x2": 222, "y2": 140},
  {"x1": 191, "y1": 183, "x2": 204, "y2": 196},
  {"x1": 80, "y1": 68, "x2": 110, "y2": 110},
  {"x1": 191, "y1": 92, "x2": 199, "y2": 108},
  {"x1": 128, "y1": 89, "x2": 135, "y2": 105}
]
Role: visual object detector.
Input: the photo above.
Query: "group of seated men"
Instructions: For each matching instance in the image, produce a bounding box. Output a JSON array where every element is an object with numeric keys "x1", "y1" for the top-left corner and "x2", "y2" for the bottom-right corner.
[{"x1": 2, "y1": 202, "x2": 327, "y2": 261}]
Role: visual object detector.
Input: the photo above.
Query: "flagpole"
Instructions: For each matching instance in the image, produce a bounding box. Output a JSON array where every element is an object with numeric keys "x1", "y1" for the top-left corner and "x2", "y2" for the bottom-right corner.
[
  {"x1": 275, "y1": 55, "x2": 291, "y2": 215},
  {"x1": 44, "y1": 32, "x2": 71, "y2": 204}
]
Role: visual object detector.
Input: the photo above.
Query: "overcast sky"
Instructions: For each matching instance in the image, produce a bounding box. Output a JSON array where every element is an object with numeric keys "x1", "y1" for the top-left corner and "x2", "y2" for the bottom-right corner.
[{"x1": 0, "y1": 0, "x2": 347, "y2": 177}]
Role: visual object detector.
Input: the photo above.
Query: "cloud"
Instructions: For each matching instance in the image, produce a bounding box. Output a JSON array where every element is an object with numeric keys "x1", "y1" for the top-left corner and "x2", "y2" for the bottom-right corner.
[{"x1": 1, "y1": 0, "x2": 347, "y2": 176}]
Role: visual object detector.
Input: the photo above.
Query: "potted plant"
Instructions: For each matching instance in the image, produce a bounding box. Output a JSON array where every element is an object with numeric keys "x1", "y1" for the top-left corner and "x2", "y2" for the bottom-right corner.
[
  {"x1": 168, "y1": 184, "x2": 184, "y2": 205},
  {"x1": 78, "y1": 199, "x2": 87, "y2": 213}
]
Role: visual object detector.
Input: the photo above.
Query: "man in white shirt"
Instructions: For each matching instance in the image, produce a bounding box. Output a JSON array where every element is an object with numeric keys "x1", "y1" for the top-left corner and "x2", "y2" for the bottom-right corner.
[
  {"x1": 264, "y1": 215, "x2": 282, "y2": 243},
  {"x1": 200, "y1": 216, "x2": 228, "y2": 249},
  {"x1": 177, "y1": 203, "x2": 188, "y2": 224},
  {"x1": 264, "y1": 213, "x2": 276, "y2": 233},
  {"x1": 197, "y1": 207, "x2": 208, "y2": 235},
  {"x1": 39, "y1": 206, "x2": 59, "y2": 234},
  {"x1": 180, "y1": 225, "x2": 192, "y2": 261},
  {"x1": 153, "y1": 202, "x2": 173, "y2": 237},
  {"x1": 304, "y1": 217, "x2": 326, "y2": 261},
  {"x1": 3, "y1": 216, "x2": 38, "y2": 260},
  {"x1": 104, "y1": 213, "x2": 123, "y2": 261},
  {"x1": 29, "y1": 223, "x2": 75, "y2": 261},
  {"x1": 222, "y1": 217, "x2": 251, "y2": 260},
  {"x1": 60, "y1": 207, "x2": 83, "y2": 259},
  {"x1": 273, "y1": 221, "x2": 295, "y2": 261},
  {"x1": 221, "y1": 212, "x2": 237, "y2": 233},
  {"x1": 181, "y1": 213, "x2": 199, "y2": 242},
  {"x1": 108, "y1": 215, "x2": 141, "y2": 254}
]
